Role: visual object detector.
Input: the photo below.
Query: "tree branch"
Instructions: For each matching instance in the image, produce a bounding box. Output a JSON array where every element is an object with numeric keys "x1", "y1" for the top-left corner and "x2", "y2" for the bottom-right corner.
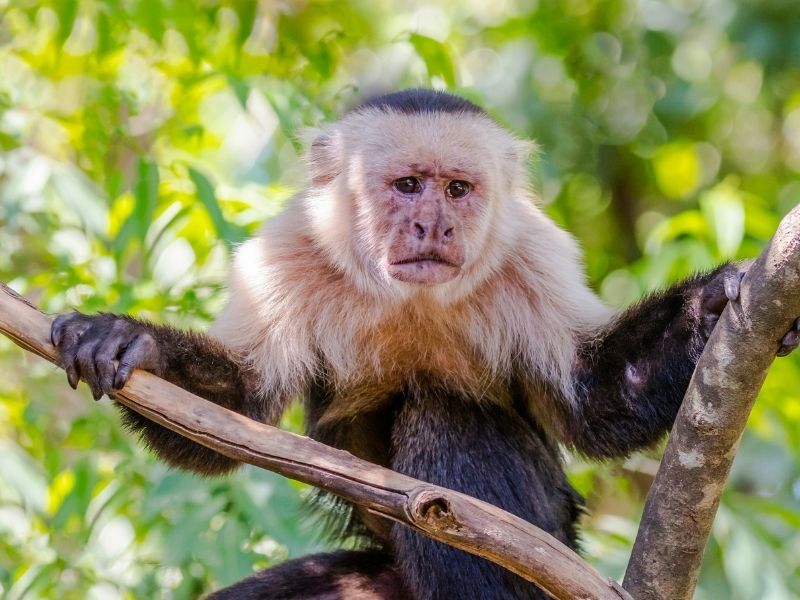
[
  {"x1": 623, "y1": 204, "x2": 800, "y2": 599},
  {"x1": 0, "y1": 281, "x2": 630, "y2": 600}
]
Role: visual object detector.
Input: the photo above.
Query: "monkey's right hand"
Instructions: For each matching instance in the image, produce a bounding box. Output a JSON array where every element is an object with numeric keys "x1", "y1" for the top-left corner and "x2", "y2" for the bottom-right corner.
[{"x1": 51, "y1": 313, "x2": 165, "y2": 400}]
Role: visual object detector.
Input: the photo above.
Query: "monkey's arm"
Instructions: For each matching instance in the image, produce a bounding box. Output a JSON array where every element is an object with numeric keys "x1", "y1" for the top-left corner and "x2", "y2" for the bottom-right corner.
[
  {"x1": 562, "y1": 264, "x2": 799, "y2": 459},
  {"x1": 51, "y1": 313, "x2": 267, "y2": 474}
]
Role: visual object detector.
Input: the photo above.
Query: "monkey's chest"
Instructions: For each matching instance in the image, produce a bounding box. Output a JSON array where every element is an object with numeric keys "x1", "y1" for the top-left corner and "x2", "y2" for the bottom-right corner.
[
  {"x1": 319, "y1": 315, "x2": 506, "y2": 423},
  {"x1": 321, "y1": 354, "x2": 507, "y2": 425}
]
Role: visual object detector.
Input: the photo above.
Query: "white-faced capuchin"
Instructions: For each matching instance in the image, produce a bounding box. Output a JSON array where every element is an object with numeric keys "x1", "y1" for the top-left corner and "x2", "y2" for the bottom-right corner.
[{"x1": 51, "y1": 89, "x2": 800, "y2": 600}]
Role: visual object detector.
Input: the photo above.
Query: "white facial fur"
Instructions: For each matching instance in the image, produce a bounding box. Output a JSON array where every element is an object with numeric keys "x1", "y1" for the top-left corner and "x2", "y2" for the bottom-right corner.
[{"x1": 210, "y1": 106, "x2": 613, "y2": 421}]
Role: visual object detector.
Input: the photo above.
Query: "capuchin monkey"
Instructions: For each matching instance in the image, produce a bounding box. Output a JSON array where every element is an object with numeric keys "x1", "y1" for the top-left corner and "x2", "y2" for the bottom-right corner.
[{"x1": 51, "y1": 89, "x2": 800, "y2": 599}]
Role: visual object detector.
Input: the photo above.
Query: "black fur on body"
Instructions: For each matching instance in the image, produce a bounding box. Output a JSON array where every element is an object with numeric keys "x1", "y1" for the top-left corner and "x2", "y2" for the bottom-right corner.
[{"x1": 49, "y1": 90, "x2": 800, "y2": 599}]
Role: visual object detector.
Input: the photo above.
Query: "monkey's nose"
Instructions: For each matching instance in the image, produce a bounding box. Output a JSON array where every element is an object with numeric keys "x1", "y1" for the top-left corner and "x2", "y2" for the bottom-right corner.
[{"x1": 413, "y1": 222, "x2": 427, "y2": 240}]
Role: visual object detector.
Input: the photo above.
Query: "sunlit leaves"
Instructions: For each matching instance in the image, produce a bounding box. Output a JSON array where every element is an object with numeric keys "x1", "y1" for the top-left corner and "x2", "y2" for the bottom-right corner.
[
  {"x1": 653, "y1": 143, "x2": 701, "y2": 199},
  {"x1": 700, "y1": 183, "x2": 745, "y2": 259}
]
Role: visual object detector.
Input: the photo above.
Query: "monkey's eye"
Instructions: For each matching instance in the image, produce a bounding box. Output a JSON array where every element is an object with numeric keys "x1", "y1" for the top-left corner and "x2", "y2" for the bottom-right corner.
[
  {"x1": 446, "y1": 180, "x2": 471, "y2": 199},
  {"x1": 393, "y1": 177, "x2": 422, "y2": 195}
]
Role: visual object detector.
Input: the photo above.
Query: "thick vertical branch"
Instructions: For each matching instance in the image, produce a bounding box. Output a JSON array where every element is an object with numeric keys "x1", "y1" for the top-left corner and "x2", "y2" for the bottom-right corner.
[{"x1": 623, "y1": 204, "x2": 800, "y2": 599}]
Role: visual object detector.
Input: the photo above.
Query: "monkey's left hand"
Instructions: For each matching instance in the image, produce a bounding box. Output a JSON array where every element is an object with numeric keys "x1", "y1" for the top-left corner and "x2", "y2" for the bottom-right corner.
[
  {"x1": 51, "y1": 312, "x2": 165, "y2": 400},
  {"x1": 699, "y1": 263, "x2": 800, "y2": 356}
]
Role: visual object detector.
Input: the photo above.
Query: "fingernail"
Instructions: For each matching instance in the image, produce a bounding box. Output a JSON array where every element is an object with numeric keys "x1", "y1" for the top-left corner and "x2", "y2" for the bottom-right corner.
[
  {"x1": 783, "y1": 336, "x2": 796, "y2": 347},
  {"x1": 724, "y1": 279, "x2": 738, "y2": 301}
]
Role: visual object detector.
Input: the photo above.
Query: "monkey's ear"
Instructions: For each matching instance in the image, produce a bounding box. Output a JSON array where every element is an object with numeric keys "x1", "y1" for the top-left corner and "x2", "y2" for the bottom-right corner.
[
  {"x1": 507, "y1": 139, "x2": 538, "y2": 165},
  {"x1": 303, "y1": 128, "x2": 341, "y2": 186},
  {"x1": 503, "y1": 139, "x2": 539, "y2": 186}
]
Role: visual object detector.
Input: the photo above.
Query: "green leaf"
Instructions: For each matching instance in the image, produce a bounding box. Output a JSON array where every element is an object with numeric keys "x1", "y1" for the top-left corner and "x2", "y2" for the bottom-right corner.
[
  {"x1": 214, "y1": 518, "x2": 253, "y2": 585},
  {"x1": 188, "y1": 168, "x2": 248, "y2": 247},
  {"x1": 56, "y1": 0, "x2": 79, "y2": 44},
  {"x1": 113, "y1": 159, "x2": 159, "y2": 254},
  {"x1": 227, "y1": 76, "x2": 250, "y2": 110},
  {"x1": 408, "y1": 33, "x2": 457, "y2": 86}
]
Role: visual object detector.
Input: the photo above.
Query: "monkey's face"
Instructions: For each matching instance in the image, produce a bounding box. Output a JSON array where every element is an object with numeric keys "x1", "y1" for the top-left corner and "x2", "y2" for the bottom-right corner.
[
  {"x1": 381, "y1": 171, "x2": 471, "y2": 285},
  {"x1": 354, "y1": 114, "x2": 503, "y2": 289},
  {"x1": 307, "y1": 109, "x2": 525, "y2": 296}
]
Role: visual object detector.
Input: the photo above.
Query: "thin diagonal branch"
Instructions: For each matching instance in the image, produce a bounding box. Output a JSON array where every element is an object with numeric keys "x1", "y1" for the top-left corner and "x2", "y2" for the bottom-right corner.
[{"x1": 0, "y1": 281, "x2": 629, "y2": 600}]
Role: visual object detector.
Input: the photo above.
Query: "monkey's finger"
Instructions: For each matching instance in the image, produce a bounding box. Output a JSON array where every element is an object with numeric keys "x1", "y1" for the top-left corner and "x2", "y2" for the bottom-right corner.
[
  {"x1": 777, "y1": 318, "x2": 800, "y2": 357},
  {"x1": 777, "y1": 332, "x2": 798, "y2": 356},
  {"x1": 60, "y1": 338, "x2": 81, "y2": 390},
  {"x1": 57, "y1": 326, "x2": 89, "y2": 390},
  {"x1": 51, "y1": 312, "x2": 90, "y2": 347},
  {"x1": 724, "y1": 270, "x2": 745, "y2": 302},
  {"x1": 51, "y1": 314, "x2": 68, "y2": 347},
  {"x1": 114, "y1": 333, "x2": 159, "y2": 390},
  {"x1": 65, "y1": 353, "x2": 81, "y2": 390},
  {"x1": 75, "y1": 340, "x2": 103, "y2": 400},
  {"x1": 94, "y1": 327, "x2": 129, "y2": 396},
  {"x1": 703, "y1": 313, "x2": 720, "y2": 338}
]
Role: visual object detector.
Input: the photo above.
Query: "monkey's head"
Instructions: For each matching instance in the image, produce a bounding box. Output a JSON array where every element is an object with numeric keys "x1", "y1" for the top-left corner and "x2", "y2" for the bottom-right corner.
[{"x1": 305, "y1": 89, "x2": 534, "y2": 299}]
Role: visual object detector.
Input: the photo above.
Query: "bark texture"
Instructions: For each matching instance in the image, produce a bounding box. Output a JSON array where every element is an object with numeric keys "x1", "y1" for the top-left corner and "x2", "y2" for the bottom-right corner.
[{"x1": 623, "y1": 204, "x2": 800, "y2": 599}]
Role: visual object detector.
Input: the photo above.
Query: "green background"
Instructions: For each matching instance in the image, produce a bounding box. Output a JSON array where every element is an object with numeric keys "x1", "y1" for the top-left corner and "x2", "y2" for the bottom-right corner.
[{"x1": 1, "y1": 0, "x2": 799, "y2": 598}]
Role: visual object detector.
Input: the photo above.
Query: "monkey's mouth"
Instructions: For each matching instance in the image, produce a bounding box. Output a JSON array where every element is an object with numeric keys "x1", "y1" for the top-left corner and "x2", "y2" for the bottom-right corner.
[
  {"x1": 387, "y1": 253, "x2": 462, "y2": 285},
  {"x1": 391, "y1": 253, "x2": 458, "y2": 267}
]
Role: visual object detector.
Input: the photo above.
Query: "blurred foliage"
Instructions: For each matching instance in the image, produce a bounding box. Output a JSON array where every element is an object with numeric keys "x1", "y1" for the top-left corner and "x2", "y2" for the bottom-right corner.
[{"x1": 1, "y1": 0, "x2": 799, "y2": 598}]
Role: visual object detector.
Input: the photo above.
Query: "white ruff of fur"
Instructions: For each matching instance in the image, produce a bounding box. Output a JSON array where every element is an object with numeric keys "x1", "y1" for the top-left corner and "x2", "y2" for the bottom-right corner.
[{"x1": 210, "y1": 109, "x2": 612, "y2": 411}]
